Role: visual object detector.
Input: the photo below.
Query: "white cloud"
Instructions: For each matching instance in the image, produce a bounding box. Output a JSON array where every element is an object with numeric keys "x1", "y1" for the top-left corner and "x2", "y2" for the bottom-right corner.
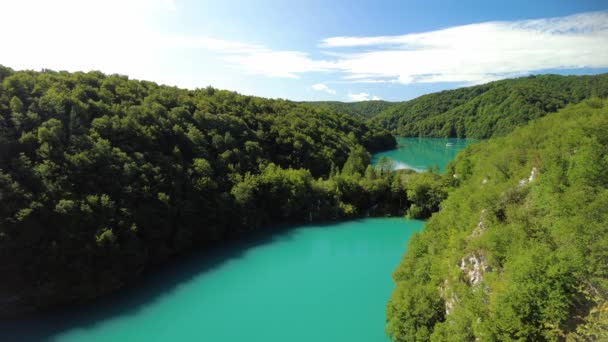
[
  {"x1": 321, "y1": 12, "x2": 608, "y2": 48},
  {"x1": 348, "y1": 92, "x2": 381, "y2": 101},
  {"x1": 222, "y1": 51, "x2": 334, "y2": 78},
  {"x1": 162, "y1": 37, "x2": 264, "y2": 53},
  {"x1": 322, "y1": 11, "x2": 608, "y2": 85},
  {"x1": 311, "y1": 83, "x2": 336, "y2": 94},
  {"x1": 212, "y1": 10, "x2": 608, "y2": 84}
]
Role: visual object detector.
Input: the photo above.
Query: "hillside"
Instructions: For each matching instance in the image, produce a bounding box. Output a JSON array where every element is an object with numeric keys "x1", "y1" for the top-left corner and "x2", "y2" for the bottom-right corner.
[
  {"x1": 386, "y1": 99, "x2": 608, "y2": 341},
  {"x1": 371, "y1": 74, "x2": 608, "y2": 138},
  {"x1": 303, "y1": 100, "x2": 396, "y2": 119},
  {"x1": 0, "y1": 66, "x2": 403, "y2": 315}
]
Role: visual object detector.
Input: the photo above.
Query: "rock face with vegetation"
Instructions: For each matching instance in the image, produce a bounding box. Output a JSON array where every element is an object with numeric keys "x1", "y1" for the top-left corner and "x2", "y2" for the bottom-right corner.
[
  {"x1": 371, "y1": 74, "x2": 608, "y2": 138},
  {"x1": 386, "y1": 99, "x2": 608, "y2": 341}
]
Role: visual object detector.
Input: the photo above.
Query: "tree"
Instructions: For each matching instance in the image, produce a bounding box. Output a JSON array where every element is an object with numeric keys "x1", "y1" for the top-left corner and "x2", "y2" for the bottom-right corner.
[{"x1": 342, "y1": 146, "x2": 371, "y2": 176}]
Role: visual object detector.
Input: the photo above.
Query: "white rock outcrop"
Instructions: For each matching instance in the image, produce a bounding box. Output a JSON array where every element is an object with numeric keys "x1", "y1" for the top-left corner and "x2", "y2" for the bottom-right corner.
[
  {"x1": 518, "y1": 167, "x2": 539, "y2": 187},
  {"x1": 459, "y1": 253, "x2": 489, "y2": 286},
  {"x1": 528, "y1": 167, "x2": 538, "y2": 182},
  {"x1": 440, "y1": 279, "x2": 460, "y2": 315},
  {"x1": 470, "y1": 209, "x2": 487, "y2": 239},
  {"x1": 445, "y1": 294, "x2": 459, "y2": 315}
]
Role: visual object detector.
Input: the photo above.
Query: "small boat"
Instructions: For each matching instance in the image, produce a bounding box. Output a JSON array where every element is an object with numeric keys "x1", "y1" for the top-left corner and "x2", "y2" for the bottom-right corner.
[{"x1": 446, "y1": 142, "x2": 454, "y2": 146}]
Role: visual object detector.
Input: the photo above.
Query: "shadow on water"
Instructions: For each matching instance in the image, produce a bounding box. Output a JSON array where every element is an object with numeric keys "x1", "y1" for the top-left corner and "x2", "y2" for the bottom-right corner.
[{"x1": 0, "y1": 220, "x2": 340, "y2": 342}]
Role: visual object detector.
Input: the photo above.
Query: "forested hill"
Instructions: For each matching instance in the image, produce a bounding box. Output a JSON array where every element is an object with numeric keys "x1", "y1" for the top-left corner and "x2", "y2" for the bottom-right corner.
[
  {"x1": 370, "y1": 74, "x2": 608, "y2": 138},
  {"x1": 0, "y1": 66, "x2": 398, "y2": 315},
  {"x1": 386, "y1": 99, "x2": 608, "y2": 341},
  {"x1": 303, "y1": 100, "x2": 396, "y2": 119}
]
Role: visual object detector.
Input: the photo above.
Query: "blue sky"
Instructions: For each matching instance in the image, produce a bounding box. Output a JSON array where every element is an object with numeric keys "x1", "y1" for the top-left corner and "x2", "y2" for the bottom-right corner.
[{"x1": 1, "y1": 0, "x2": 607, "y2": 101}]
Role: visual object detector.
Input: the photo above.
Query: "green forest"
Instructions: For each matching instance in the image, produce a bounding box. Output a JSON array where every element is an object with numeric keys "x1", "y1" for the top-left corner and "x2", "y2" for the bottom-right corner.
[
  {"x1": 304, "y1": 100, "x2": 396, "y2": 119},
  {"x1": 369, "y1": 74, "x2": 608, "y2": 138},
  {"x1": 386, "y1": 99, "x2": 608, "y2": 341},
  {"x1": 2, "y1": 65, "x2": 608, "y2": 342},
  {"x1": 0, "y1": 66, "x2": 450, "y2": 316}
]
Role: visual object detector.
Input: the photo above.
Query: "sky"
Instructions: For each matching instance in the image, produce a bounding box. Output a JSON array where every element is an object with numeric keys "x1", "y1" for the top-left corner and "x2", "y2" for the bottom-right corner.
[{"x1": 1, "y1": 0, "x2": 607, "y2": 102}]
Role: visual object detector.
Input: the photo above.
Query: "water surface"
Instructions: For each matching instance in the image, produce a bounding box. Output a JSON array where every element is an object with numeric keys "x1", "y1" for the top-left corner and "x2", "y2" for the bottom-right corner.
[
  {"x1": 372, "y1": 137, "x2": 476, "y2": 172},
  {"x1": 4, "y1": 219, "x2": 422, "y2": 342}
]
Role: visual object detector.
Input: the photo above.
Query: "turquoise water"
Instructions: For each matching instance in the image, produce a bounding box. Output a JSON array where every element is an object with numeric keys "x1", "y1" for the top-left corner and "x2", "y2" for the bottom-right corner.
[
  {"x1": 3, "y1": 138, "x2": 468, "y2": 342},
  {"x1": 4, "y1": 219, "x2": 422, "y2": 342},
  {"x1": 372, "y1": 137, "x2": 476, "y2": 172}
]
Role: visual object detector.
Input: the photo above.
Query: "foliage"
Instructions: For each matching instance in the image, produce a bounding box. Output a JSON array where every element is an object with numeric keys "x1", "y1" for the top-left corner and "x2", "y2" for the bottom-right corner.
[
  {"x1": 386, "y1": 99, "x2": 608, "y2": 341},
  {"x1": 371, "y1": 74, "x2": 608, "y2": 138},
  {"x1": 304, "y1": 100, "x2": 396, "y2": 119}
]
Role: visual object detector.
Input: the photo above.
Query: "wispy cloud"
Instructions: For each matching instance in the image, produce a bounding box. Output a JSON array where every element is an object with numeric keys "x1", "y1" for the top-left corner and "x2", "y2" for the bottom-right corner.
[
  {"x1": 208, "y1": 11, "x2": 608, "y2": 84},
  {"x1": 311, "y1": 83, "x2": 336, "y2": 94},
  {"x1": 222, "y1": 51, "x2": 334, "y2": 78},
  {"x1": 162, "y1": 37, "x2": 264, "y2": 53},
  {"x1": 348, "y1": 93, "x2": 381, "y2": 101},
  {"x1": 322, "y1": 11, "x2": 608, "y2": 85}
]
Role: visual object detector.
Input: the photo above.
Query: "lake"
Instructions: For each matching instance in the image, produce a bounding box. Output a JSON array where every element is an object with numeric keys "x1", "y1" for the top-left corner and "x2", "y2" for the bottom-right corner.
[
  {"x1": 4, "y1": 219, "x2": 422, "y2": 342},
  {"x1": 2, "y1": 137, "x2": 470, "y2": 342},
  {"x1": 372, "y1": 137, "x2": 476, "y2": 172}
]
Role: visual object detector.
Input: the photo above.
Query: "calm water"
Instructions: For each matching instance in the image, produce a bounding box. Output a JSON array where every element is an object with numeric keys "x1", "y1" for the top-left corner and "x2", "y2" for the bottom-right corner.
[
  {"x1": 372, "y1": 137, "x2": 476, "y2": 172},
  {"x1": 4, "y1": 219, "x2": 422, "y2": 342},
  {"x1": 3, "y1": 138, "x2": 470, "y2": 342}
]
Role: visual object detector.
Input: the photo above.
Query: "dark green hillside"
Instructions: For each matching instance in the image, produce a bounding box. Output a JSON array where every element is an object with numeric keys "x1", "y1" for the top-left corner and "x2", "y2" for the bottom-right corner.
[
  {"x1": 0, "y1": 66, "x2": 402, "y2": 315},
  {"x1": 304, "y1": 100, "x2": 396, "y2": 119},
  {"x1": 386, "y1": 99, "x2": 608, "y2": 341},
  {"x1": 372, "y1": 74, "x2": 608, "y2": 138}
]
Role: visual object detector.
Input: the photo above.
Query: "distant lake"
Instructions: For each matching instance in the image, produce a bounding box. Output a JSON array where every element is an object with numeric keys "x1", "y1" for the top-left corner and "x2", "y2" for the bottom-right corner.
[
  {"x1": 372, "y1": 137, "x2": 477, "y2": 172},
  {"x1": 2, "y1": 138, "x2": 470, "y2": 342}
]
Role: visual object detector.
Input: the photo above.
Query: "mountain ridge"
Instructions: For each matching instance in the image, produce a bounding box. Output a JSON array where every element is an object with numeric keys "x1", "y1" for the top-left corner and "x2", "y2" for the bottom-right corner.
[{"x1": 307, "y1": 74, "x2": 608, "y2": 140}]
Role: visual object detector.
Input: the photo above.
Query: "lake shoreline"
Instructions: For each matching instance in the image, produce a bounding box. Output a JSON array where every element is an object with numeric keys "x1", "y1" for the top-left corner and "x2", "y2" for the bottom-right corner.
[{"x1": 4, "y1": 137, "x2": 470, "y2": 341}]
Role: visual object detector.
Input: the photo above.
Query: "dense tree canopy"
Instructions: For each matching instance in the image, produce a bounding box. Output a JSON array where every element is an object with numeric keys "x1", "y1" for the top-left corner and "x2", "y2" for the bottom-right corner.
[
  {"x1": 304, "y1": 100, "x2": 396, "y2": 119},
  {"x1": 370, "y1": 74, "x2": 608, "y2": 138},
  {"x1": 386, "y1": 99, "x2": 608, "y2": 341}
]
